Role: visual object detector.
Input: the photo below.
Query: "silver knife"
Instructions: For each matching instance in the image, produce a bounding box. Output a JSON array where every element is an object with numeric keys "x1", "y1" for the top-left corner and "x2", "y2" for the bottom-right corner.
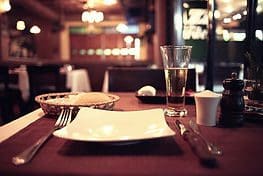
[{"x1": 175, "y1": 120, "x2": 217, "y2": 166}]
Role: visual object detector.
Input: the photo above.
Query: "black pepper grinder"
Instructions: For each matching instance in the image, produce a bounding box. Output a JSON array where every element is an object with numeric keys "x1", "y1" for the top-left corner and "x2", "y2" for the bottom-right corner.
[{"x1": 219, "y1": 72, "x2": 245, "y2": 127}]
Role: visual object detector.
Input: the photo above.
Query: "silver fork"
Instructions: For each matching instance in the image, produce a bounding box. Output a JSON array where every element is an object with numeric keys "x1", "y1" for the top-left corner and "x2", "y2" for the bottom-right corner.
[{"x1": 12, "y1": 108, "x2": 73, "y2": 165}]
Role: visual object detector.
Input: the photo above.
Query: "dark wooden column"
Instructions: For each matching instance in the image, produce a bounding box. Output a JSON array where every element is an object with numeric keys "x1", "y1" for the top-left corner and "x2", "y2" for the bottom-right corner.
[
  {"x1": 0, "y1": 14, "x2": 9, "y2": 61},
  {"x1": 205, "y1": 0, "x2": 216, "y2": 90},
  {"x1": 244, "y1": 0, "x2": 257, "y2": 79},
  {"x1": 153, "y1": 0, "x2": 167, "y2": 67},
  {"x1": 166, "y1": 0, "x2": 184, "y2": 45},
  {"x1": 0, "y1": 15, "x2": 2, "y2": 60}
]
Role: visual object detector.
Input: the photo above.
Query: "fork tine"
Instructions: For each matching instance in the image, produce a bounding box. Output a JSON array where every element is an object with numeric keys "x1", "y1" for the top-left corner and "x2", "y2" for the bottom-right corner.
[
  {"x1": 55, "y1": 108, "x2": 65, "y2": 126},
  {"x1": 66, "y1": 108, "x2": 72, "y2": 126},
  {"x1": 60, "y1": 109, "x2": 69, "y2": 127},
  {"x1": 58, "y1": 108, "x2": 72, "y2": 128}
]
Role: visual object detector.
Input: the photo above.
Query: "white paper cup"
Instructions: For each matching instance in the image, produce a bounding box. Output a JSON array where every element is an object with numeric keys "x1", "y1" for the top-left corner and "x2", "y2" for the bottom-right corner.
[{"x1": 194, "y1": 90, "x2": 221, "y2": 126}]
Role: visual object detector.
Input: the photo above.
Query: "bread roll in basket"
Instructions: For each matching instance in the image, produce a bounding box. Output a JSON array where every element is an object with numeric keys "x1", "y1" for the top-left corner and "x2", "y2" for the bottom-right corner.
[{"x1": 35, "y1": 92, "x2": 120, "y2": 116}]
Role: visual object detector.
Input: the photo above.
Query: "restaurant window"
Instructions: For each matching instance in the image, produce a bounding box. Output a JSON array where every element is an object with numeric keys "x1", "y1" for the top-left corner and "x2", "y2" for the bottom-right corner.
[
  {"x1": 182, "y1": 0, "x2": 208, "y2": 91},
  {"x1": 183, "y1": 0, "x2": 263, "y2": 92}
]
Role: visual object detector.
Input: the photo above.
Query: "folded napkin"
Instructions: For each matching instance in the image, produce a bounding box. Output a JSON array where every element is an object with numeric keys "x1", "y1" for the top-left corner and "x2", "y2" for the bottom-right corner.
[{"x1": 137, "y1": 85, "x2": 156, "y2": 96}]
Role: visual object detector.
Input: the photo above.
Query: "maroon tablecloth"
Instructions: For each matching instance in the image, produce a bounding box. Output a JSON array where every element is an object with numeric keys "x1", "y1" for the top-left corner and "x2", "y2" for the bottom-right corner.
[{"x1": 1, "y1": 93, "x2": 263, "y2": 176}]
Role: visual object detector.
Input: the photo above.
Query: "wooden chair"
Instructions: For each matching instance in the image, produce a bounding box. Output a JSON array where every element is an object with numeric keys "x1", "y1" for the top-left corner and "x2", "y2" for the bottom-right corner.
[
  {"x1": 0, "y1": 65, "x2": 9, "y2": 94},
  {"x1": 26, "y1": 65, "x2": 62, "y2": 111},
  {"x1": 0, "y1": 65, "x2": 24, "y2": 124},
  {"x1": 104, "y1": 67, "x2": 196, "y2": 92}
]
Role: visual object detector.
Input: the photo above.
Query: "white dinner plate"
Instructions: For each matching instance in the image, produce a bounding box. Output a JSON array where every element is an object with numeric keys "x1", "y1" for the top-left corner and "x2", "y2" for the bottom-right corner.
[{"x1": 53, "y1": 108, "x2": 175, "y2": 143}]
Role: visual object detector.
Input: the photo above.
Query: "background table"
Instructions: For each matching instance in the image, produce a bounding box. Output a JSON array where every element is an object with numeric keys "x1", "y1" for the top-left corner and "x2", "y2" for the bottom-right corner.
[{"x1": 0, "y1": 92, "x2": 263, "y2": 176}]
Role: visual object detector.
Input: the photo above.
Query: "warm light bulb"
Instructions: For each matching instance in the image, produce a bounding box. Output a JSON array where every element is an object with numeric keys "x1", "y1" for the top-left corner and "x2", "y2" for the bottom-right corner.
[
  {"x1": 124, "y1": 35, "x2": 134, "y2": 44},
  {"x1": 30, "y1": 25, "x2": 41, "y2": 34},
  {"x1": 88, "y1": 11, "x2": 96, "y2": 23},
  {"x1": 232, "y1": 13, "x2": 242, "y2": 20},
  {"x1": 16, "y1": 20, "x2": 25, "y2": 31},
  {"x1": 81, "y1": 11, "x2": 89, "y2": 22},
  {"x1": 116, "y1": 23, "x2": 128, "y2": 33},
  {"x1": 104, "y1": 0, "x2": 117, "y2": 5},
  {"x1": 81, "y1": 10, "x2": 104, "y2": 23},
  {"x1": 0, "y1": 0, "x2": 11, "y2": 13},
  {"x1": 183, "y1": 3, "x2": 189, "y2": 9},
  {"x1": 223, "y1": 18, "x2": 231, "y2": 24},
  {"x1": 112, "y1": 48, "x2": 120, "y2": 55},
  {"x1": 95, "y1": 12, "x2": 104, "y2": 23}
]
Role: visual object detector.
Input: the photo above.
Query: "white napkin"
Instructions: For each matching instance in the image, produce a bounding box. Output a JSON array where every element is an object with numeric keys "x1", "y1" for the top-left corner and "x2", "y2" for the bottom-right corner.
[{"x1": 137, "y1": 85, "x2": 156, "y2": 96}]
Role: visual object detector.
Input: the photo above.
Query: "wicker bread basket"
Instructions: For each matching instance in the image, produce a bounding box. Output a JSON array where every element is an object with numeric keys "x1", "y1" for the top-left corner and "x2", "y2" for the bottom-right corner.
[{"x1": 35, "y1": 92, "x2": 120, "y2": 116}]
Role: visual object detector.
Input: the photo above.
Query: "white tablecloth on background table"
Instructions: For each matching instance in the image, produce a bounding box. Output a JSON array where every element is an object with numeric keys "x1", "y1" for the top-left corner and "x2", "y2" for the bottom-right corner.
[
  {"x1": 18, "y1": 68, "x2": 29, "y2": 101},
  {"x1": 66, "y1": 69, "x2": 91, "y2": 92},
  {"x1": 9, "y1": 67, "x2": 92, "y2": 101},
  {"x1": 102, "y1": 70, "x2": 109, "y2": 93},
  {"x1": 9, "y1": 65, "x2": 30, "y2": 101}
]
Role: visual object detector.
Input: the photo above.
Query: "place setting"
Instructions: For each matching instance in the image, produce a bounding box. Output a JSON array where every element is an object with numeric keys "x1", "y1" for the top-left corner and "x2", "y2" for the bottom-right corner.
[
  {"x1": 34, "y1": 91, "x2": 177, "y2": 145},
  {"x1": 11, "y1": 90, "x2": 178, "y2": 166}
]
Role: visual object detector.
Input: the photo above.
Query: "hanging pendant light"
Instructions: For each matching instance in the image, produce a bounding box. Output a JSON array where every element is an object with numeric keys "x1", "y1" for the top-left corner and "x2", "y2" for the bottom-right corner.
[
  {"x1": 81, "y1": 0, "x2": 104, "y2": 23},
  {"x1": 81, "y1": 10, "x2": 104, "y2": 23},
  {"x1": 0, "y1": 0, "x2": 11, "y2": 13}
]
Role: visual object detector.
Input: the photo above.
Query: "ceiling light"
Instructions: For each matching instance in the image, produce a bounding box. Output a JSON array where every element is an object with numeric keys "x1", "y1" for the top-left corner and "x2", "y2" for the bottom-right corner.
[
  {"x1": 183, "y1": 3, "x2": 189, "y2": 9},
  {"x1": 124, "y1": 35, "x2": 134, "y2": 44},
  {"x1": 116, "y1": 23, "x2": 128, "y2": 33},
  {"x1": 223, "y1": 18, "x2": 232, "y2": 24},
  {"x1": 16, "y1": 20, "x2": 25, "y2": 31},
  {"x1": 0, "y1": 0, "x2": 11, "y2": 13},
  {"x1": 30, "y1": 25, "x2": 41, "y2": 34},
  {"x1": 81, "y1": 10, "x2": 104, "y2": 23},
  {"x1": 86, "y1": 0, "x2": 95, "y2": 9},
  {"x1": 243, "y1": 10, "x2": 247, "y2": 15},
  {"x1": 232, "y1": 13, "x2": 242, "y2": 20},
  {"x1": 104, "y1": 0, "x2": 117, "y2": 6}
]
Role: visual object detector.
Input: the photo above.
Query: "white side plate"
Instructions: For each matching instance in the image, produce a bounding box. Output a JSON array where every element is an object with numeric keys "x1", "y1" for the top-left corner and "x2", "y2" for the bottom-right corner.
[{"x1": 53, "y1": 108, "x2": 175, "y2": 143}]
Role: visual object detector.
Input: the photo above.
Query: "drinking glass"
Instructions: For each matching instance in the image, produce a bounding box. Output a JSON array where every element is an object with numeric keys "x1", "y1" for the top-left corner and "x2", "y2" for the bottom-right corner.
[{"x1": 160, "y1": 45, "x2": 192, "y2": 117}]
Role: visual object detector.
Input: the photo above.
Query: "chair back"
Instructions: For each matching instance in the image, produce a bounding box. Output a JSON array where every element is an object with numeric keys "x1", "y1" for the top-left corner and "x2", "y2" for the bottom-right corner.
[
  {"x1": 0, "y1": 65, "x2": 24, "y2": 123},
  {"x1": 106, "y1": 67, "x2": 196, "y2": 92},
  {"x1": 27, "y1": 65, "x2": 61, "y2": 98},
  {"x1": 0, "y1": 65, "x2": 9, "y2": 91}
]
